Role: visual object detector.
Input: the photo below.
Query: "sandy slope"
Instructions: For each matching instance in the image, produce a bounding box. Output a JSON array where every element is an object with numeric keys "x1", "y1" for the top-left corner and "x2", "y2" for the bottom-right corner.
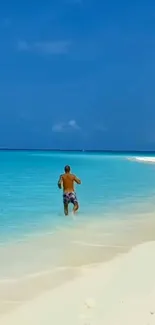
[{"x1": 1, "y1": 241, "x2": 155, "y2": 325}]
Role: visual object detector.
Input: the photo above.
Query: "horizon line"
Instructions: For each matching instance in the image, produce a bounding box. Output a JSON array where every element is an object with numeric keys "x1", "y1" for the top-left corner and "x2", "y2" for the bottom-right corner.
[{"x1": 0, "y1": 148, "x2": 155, "y2": 153}]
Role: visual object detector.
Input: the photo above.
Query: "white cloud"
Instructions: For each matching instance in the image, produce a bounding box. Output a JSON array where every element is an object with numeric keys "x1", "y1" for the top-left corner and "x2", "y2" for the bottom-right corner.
[
  {"x1": 52, "y1": 122, "x2": 65, "y2": 132},
  {"x1": 17, "y1": 41, "x2": 29, "y2": 51},
  {"x1": 52, "y1": 120, "x2": 108, "y2": 135},
  {"x1": 68, "y1": 119, "x2": 80, "y2": 129},
  {"x1": 52, "y1": 120, "x2": 80, "y2": 133},
  {"x1": 34, "y1": 41, "x2": 69, "y2": 54},
  {"x1": 17, "y1": 40, "x2": 70, "y2": 55}
]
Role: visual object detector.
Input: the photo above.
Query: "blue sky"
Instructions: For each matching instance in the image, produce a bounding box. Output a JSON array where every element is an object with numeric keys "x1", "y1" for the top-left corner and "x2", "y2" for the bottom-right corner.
[{"x1": 0, "y1": 0, "x2": 155, "y2": 150}]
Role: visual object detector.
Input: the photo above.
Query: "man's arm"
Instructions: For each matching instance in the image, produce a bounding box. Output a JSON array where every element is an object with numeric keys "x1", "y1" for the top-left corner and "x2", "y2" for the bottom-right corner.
[
  {"x1": 73, "y1": 175, "x2": 81, "y2": 184},
  {"x1": 58, "y1": 175, "x2": 63, "y2": 189}
]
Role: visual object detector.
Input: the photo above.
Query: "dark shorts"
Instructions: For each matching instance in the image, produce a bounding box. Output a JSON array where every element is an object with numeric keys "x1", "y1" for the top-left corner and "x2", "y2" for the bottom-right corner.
[{"x1": 63, "y1": 192, "x2": 78, "y2": 205}]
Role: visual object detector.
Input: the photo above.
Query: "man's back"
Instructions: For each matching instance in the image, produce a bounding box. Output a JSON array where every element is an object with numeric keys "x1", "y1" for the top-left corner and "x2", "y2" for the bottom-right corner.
[{"x1": 61, "y1": 173, "x2": 79, "y2": 193}]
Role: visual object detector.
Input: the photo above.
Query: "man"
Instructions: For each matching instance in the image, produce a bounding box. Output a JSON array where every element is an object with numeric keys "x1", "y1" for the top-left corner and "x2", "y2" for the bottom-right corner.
[{"x1": 58, "y1": 165, "x2": 81, "y2": 216}]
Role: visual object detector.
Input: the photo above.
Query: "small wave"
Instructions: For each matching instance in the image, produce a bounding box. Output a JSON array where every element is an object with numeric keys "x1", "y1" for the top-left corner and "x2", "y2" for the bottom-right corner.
[
  {"x1": 0, "y1": 266, "x2": 70, "y2": 283},
  {"x1": 72, "y1": 240, "x2": 127, "y2": 248},
  {"x1": 127, "y1": 156, "x2": 155, "y2": 164},
  {"x1": 0, "y1": 263, "x2": 98, "y2": 284}
]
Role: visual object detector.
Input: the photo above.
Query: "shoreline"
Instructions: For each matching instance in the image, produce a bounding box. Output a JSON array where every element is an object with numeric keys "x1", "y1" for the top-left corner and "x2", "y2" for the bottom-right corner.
[
  {"x1": 1, "y1": 240, "x2": 155, "y2": 324},
  {"x1": 0, "y1": 209, "x2": 155, "y2": 320}
]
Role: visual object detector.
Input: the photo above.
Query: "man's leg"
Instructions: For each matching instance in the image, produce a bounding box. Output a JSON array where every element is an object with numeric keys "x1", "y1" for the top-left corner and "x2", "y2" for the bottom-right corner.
[
  {"x1": 73, "y1": 202, "x2": 79, "y2": 214},
  {"x1": 64, "y1": 203, "x2": 69, "y2": 216},
  {"x1": 71, "y1": 193, "x2": 79, "y2": 214},
  {"x1": 63, "y1": 193, "x2": 69, "y2": 216}
]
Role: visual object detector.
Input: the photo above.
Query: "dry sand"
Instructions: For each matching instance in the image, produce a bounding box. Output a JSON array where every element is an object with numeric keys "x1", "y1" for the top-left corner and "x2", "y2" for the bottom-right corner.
[{"x1": 1, "y1": 241, "x2": 155, "y2": 325}]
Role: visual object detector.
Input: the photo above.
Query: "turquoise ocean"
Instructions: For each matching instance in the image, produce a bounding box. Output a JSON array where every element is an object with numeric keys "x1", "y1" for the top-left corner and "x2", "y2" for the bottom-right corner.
[
  {"x1": 1, "y1": 150, "x2": 155, "y2": 305},
  {"x1": 0, "y1": 150, "x2": 155, "y2": 243}
]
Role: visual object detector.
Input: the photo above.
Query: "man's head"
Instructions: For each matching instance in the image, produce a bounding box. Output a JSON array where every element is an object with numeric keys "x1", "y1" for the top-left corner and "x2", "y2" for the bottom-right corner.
[{"x1": 64, "y1": 165, "x2": 71, "y2": 173}]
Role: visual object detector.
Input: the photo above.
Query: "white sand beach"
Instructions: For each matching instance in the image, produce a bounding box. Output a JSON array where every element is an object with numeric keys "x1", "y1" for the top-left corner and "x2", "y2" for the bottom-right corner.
[{"x1": 1, "y1": 240, "x2": 155, "y2": 325}]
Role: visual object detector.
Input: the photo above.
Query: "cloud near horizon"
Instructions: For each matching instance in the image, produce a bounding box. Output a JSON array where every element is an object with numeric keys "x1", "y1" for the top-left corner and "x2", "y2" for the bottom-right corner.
[
  {"x1": 52, "y1": 120, "x2": 80, "y2": 133},
  {"x1": 17, "y1": 40, "x2": 70, "y2": 55},
  {"x1": 52, "y1": 120, "x2": 107, "y2": 136}
]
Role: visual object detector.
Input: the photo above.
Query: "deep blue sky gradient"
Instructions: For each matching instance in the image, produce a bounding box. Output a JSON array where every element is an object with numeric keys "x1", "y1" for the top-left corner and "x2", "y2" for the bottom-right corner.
[{"x1": 0, "y1": 0, "x2": 155, "y2": 150}]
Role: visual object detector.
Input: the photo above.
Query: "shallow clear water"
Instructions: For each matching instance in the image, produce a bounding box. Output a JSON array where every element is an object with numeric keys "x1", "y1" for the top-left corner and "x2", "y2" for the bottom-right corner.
[
  {"x1": 0, "y1": 151, "x2": 155, "y2": 242},
  {"x1": 1, "y1": 151, "x2": 155, "y2": 312}
]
